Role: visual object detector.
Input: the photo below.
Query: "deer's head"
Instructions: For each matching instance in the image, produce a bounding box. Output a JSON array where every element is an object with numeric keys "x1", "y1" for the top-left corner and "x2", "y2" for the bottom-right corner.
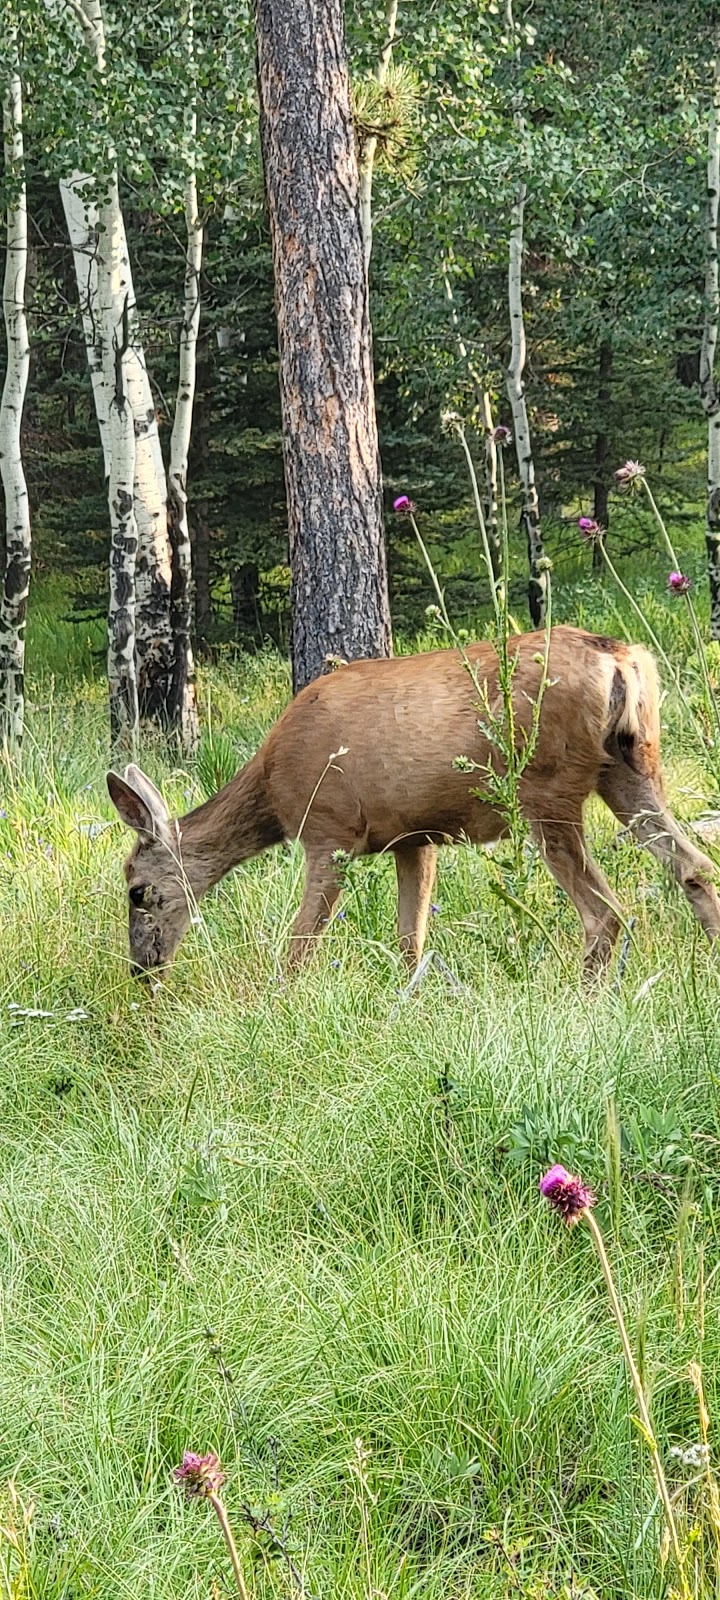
[{"x1": 107, "y1": 764, "x2": 193, "y2": 978}]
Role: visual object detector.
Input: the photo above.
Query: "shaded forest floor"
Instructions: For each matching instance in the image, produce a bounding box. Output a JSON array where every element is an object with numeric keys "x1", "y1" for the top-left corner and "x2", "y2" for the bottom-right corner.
[{"x1": 1, "y1": 540, "x2": 720, "y2": 1597}]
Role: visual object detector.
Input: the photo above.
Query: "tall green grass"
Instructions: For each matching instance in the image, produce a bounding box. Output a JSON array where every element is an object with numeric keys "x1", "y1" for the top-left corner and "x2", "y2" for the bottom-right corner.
[{"x1": 1, "y1": 559, "x2": 720, "y2": 1597}]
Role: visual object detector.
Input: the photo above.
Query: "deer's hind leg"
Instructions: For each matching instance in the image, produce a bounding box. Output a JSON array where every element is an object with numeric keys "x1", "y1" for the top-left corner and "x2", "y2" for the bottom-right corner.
[
  {"x1": 530, "y1": 813, "x2": 623, "y2": 979},
  {"x1": 394, "y1": 841, "x2": 437, "y2": 970},
  {"x1": 598, "y1": 764, "x2": 720, "y2": 943},
  {"x1": 286, "y1": 851, "x2": 344, "y2": 970}
]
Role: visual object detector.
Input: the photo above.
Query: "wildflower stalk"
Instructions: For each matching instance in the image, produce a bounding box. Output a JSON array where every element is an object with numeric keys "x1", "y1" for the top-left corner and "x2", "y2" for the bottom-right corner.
[
  {"x1": 540, "y1": 1168, "x2": 690, "y2": 1598},
  {"x1": 689, "y1": 1360, "x2": 720, "y2": 1573},
  {"x1": 174, "y1": 1451, "x2": 252, "y2": 1600},
  {"x1": 583, "y1": 1208, "x2": 690, "y2": 1598},
  {"x1": 452, "y1": 422, "x2": 503, "y2": 635},
  {"x1": 640, "y1": 477, "x2": 720, "y2": 748},
  {"x1": 409, "y1": 513, "x2": 461, "y2": 644},
  {"x1": 208, "y1": 1490, "x2": 252, "y2": 1600}
]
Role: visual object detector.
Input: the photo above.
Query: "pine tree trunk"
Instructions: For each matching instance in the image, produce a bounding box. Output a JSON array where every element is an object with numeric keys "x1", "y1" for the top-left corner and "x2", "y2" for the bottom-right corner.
[
  {"x1": 592, "y1": 338, "x2": 612, "y2": 572},
  {"x1": 0, "y1": 54, "x2": 31, "y2": 753},
  {"x1": 506, "y1": 180, "x2": 547, "y2": 626},
  {"x1": 701, "y1": 32, "x2": 720, "y2": 642},
  {"x1": 166, "y1": 83, "x2": 201, "y2": 753},
  {"x1": 254, "y1": 0, "x2": 392, "y2": 693},
  {"x1": 358, "y1": 0, "x2": 399, "y2": 272},
  {"x1": 231, "y1": 562, "x2": 263, "y2": 638}
]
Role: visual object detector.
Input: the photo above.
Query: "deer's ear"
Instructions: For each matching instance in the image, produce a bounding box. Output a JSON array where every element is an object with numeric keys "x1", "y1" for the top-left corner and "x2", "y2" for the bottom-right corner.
[
  {"x1": 107, "y1": 770, "x2": 166, "y2": 838},
  {"x1": 123, "y1": 763, "x2": 170, "y2": 825}
]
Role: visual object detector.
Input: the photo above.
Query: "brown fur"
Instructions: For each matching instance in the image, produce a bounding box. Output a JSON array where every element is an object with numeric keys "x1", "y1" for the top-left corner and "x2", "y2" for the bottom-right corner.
[{"x1": 107, "y1": 626, "x2": 720, "y2": 978}]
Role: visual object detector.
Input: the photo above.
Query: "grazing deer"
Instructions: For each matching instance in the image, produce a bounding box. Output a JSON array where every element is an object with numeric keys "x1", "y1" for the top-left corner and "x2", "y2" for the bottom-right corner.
[{"x1": 107, "y1": 626, "x2": 720, "y2": 980}]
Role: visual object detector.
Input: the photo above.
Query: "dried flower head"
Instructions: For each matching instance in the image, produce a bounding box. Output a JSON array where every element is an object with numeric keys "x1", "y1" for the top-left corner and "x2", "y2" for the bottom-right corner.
[
  {"x1": 536, "y1": 555, "x2": 553, "y2": 574},
  {"x1": 441, "y1": 409, "x2": 463, "y2": 432},
  {"x1": 578, "y1": 515, "x2": 605, "y2": 544},
  {"x1": 492, "y1": 424, "x2": 512, "y2": 446},
  {"x1": 539, "y1": 1164, "x2": 596, "y2": 1225},
  {"x1": 173, "y1": 1451, "x2": 226, "y2": 1499},
  {"x1": 614, "y1": 460, "x2": 646, "y2": 492},
  {"x1": 393, "y1": 494, "x2": 416, "y2": 515},
  {"x1": 425, "y1": 603, "x2": 443, "y2": 621},
  {"x1": 668, "y1": 570, "x2": 692, "y2": 595}
]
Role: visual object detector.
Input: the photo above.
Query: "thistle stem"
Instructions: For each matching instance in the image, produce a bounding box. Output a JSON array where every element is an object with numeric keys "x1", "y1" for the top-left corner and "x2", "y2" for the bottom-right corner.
[
  {"x1": 583, "y1": 1209, "x2": 691, "y2": 1598},
  {"x1": 209, "y1": 1492, "x2": 252, "y2": 1600},
  {"x1": 640, "y1": 478, "x2": 720, "y2": 747}
]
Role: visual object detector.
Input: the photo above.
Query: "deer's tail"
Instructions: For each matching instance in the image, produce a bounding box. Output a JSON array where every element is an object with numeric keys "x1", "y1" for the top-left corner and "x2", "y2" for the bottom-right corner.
[{"x1": 604, "y1": 641, "x2": 661, "y2": 777}]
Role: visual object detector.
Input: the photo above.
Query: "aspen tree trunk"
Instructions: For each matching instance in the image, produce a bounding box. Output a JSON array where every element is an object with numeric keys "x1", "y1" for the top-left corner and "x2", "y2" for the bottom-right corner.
[
  {"x1": 103, "y1": 205, "x2": 139, "y2": 746},
  {"x1": 60, "y1": 176, "x2": 111, "y2": 475},
  {"x1": 592, "y1": 338, "x2": 612, "y2": 572},
  {"x1": 358, "y1": 0, "x2": 399, "y2": 272},
  {"x1": 0, "y1": 52, "x2": 31, "y2": 752},
  {"x1": 166, "y1": 33, "x2": 201, "y2": 753},
  {"x1": 506, "y1": 179, "x2": 547, "y2": 626},
  {"x1": 503, "y1": 0, "x2": 547, "y2": 627},
  {"x1": 701, "y1": 33, "x2": 720, "y2": 641},
  {"x1": 254, "y1": 0, "x2": 392, "y2": 693},
  {"x1": 60, "y1": 0, "x2": 196, "y2": 743}
]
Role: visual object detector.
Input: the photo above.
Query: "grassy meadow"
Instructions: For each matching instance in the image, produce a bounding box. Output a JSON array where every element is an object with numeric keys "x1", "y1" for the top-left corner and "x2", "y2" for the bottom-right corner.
[{"x1": 2, "y1": 543, "x2": 720, "y2": 1598}]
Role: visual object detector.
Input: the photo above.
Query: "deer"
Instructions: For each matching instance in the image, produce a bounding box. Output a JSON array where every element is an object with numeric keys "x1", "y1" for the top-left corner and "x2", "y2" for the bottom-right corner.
[{"x1": 107, "y1": 625, "x2": 720, "y2": 982}]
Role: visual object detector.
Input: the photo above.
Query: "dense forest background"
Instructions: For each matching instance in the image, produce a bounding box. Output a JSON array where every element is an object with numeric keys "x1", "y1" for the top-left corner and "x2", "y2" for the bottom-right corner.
[{"x1": 3, "y1": 0, "x2": 717, "y2": 659}]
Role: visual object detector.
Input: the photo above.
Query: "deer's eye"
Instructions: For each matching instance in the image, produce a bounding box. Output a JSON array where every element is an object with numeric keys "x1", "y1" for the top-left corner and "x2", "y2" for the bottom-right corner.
[{"x1": 130, "y1": 884, "x2": 150, "y2": 908}]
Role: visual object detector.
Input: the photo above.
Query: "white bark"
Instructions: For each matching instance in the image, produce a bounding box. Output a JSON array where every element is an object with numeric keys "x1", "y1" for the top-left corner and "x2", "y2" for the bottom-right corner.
[
  {"x1": 60, "y1": 174, "x2": 111, "y2": 475},
  {"x1": 503, "y1": 0, "x2": 547, "y2": 628},
  {"x1": 0, "y1": 54, "x2": 31, "y2": 753},
  {"x1": 701, "y1": 32, "x2": 720, "y2": 642},
  {"x1": 166, "y1": 92, "x2": 202, "y2": 754},
  {"x1": 506, "y1": 180, "x2": 546, "y2": 627},
  {"x1": 358, "y1": 0, "x2": 399, "y2": 272},
  {"x1": 60, "y1": 0, "x2": 196, "y2": 741},
  {"x1": 102, "y1": 193, "x2": 139, "y2": 746}
]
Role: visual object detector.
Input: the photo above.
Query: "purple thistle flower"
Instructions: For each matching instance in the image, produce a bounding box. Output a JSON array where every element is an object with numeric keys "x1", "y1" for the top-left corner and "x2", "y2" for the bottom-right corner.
[
  {"x1": 539, "y1": 1164, "x2": 596, "y2": 1226},
  {"x1": 393, "y1": 494, "x2": 416, "y2": 515},
  {"x1": 614, "y1": 459, "x2": 646, "y2": 492},
  {"x1": 430, "y1": 902, "x2": 441, "y2": 915},
  {"x1": 577, "y1": 515, "x2": 604, "y2": 544},
  {"x1": 492, "y1": 425, "x2": 512, "y2": 446},
  {"x1": 173, "y1": 1451, "x2": 226, "y2": 1499},
  {"x1": 668, "y1": 570, "x2": 692, "y2": 595}
]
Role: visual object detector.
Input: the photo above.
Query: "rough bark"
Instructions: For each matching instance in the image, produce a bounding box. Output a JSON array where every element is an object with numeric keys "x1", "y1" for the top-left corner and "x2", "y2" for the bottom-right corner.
[
  {"x1": 701, "y1": 31, "x2": 720, "y2": 641},
  {"x1": 254, "y1": 0, "x2": 392, "y2": 693},
  {"x1": 0, "y1": 52, "x2": 31, "y2": 752},
  {"x1": 358, "y1": 0, "x2": 399, "y2": 272},
  {"x1": 592, "y1": 337, "x2": 612, "y2": 572},
  {"x1": 506, "y1": 179, "x2": 547, "y2": 626},
  {"x1": 166, "y1": 74, "x2": 201, "y2": 753}
]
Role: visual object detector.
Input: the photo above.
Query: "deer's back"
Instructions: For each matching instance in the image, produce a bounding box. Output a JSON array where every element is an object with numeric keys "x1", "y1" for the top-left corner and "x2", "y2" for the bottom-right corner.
[{"x1": 260, "y1": 628, "x2": 619, "y2": 853}]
